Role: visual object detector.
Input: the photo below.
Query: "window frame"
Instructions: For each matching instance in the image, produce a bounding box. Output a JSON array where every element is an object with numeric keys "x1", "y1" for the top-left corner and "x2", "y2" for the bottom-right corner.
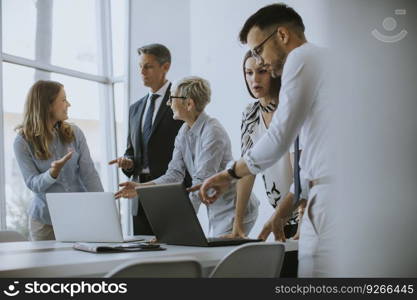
[{"x1": 0, "y1": 0, "x2": 130, "y2": 231}]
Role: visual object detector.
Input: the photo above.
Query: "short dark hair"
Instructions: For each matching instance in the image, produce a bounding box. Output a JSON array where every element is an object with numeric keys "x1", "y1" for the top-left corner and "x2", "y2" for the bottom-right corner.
[
  {"x1": 239, "y1": 3, "x2": 305, "y2": 44},
  {"x1": 137, "y1": 43, "x2": 171, "y2": 65},
  {"x1": 242, "y1": 50, "x2": 281, "y2": 99}
]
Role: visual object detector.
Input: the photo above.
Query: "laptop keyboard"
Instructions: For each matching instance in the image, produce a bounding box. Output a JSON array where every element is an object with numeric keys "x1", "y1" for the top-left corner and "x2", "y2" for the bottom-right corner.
[{"x1": 207, "y1": 237, "x2": 246, "y2": 242}]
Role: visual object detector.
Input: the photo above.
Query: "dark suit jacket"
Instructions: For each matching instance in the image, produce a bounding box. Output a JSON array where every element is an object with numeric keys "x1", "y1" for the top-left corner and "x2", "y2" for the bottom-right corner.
[
  {"x1": 122, "y1": 84, "x2": 184, "y2": 182},
  {"x1": 122, "y1": 84, "x2": 190, "y2": 235}
]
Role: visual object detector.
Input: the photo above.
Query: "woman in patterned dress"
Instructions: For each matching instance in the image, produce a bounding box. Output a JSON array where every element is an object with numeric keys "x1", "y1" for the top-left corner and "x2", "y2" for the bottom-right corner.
[{"x1": 226, "y1": 51, "x2": 306, "y2": 240}]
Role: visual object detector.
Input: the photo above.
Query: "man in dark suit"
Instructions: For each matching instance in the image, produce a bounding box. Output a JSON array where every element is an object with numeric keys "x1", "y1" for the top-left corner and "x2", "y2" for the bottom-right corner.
[{"x1": 109, "y1": 43, "x2": 185, "y2": 234}]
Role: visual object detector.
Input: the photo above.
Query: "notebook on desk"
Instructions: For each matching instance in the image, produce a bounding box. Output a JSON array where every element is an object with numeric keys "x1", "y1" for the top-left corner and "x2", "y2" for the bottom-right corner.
[
  {"x1": 46, "y1": 192, "x2": 144, "y2": 243},
  {"x1": 136, "y1": 183, "x2": 262, "y2": 247},
  {"x1": 73, "y1": 242, "x2": 165, "y2": 253}
]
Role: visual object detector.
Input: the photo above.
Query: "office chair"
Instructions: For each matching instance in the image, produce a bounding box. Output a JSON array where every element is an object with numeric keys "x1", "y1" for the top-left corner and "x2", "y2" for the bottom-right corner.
[
  {"x1": 105, "y1": 256, "x2": 202, "y2": 278},
  {"x1": 209, "y1": 242, "x2": 285, "y2": 278},
  {"x1": 0, "y1": 230, "x2": 27, "y2": 242}
]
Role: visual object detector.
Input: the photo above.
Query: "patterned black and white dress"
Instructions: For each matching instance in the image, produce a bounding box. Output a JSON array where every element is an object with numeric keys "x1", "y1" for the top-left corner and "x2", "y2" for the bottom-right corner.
[{"x1": 241, "y1": 101, "x2": 299, "y2": 225}]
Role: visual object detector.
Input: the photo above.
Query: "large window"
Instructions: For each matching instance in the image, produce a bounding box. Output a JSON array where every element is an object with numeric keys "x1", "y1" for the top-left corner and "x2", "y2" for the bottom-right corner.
[
  {"x1": 0, "y1": 0, "x2": 129, "y2": 237},
  {"x1": 2, "y1": 0, "x2": 36, "y2": 60},
  {"x1": 51, "y1": 0, "x2": 100, "y2": 74}
]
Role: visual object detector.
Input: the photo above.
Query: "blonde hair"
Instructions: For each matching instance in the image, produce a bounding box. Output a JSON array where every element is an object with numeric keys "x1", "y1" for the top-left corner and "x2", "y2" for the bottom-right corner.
[
  {"x1": 16, "y1": 80, "x2": 74, "y2": 160},
  {"x1": 173, "y1": 76, "x2": 211, "y2": 112}
]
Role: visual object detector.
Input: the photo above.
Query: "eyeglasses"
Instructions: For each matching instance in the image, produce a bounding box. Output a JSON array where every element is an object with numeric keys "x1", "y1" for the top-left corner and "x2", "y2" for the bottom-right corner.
[
  {"x1": 251, "y1": 28, "x2": 277, "y2": 64},
  {"x1": 167, "y1": 95, "x2": 187, "y2": 105}
]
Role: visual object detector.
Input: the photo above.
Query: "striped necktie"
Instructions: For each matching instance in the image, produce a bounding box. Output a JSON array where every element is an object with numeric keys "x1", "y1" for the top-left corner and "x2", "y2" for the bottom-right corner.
[{"x1": 142, "y1": 93, "x2": 159, "y2": 168}]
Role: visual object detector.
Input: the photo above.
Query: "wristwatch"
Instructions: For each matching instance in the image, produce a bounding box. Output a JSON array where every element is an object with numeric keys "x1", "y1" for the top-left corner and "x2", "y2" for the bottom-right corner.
[{"x1": 227, "y1": 161, "x2": 241, "y2": 179}]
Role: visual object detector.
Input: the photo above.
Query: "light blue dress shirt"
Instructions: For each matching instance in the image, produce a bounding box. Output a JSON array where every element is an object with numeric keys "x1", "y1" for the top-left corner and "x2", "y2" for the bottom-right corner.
[
  {"x1": 14, "y1": 124, "x2": 104, "y2": 225},
  {"x1": 153, "y1": 112, "x2": 259, "y2": 236}
]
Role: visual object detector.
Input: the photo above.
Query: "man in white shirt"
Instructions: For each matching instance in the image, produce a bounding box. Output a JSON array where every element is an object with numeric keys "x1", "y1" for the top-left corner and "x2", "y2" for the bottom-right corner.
[{"x1": 190, "y1": 4, "x2": 332, "y2": 277}]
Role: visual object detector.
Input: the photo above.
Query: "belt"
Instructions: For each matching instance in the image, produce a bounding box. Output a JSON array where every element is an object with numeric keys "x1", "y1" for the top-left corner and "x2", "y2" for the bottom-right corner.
[
  {"x1": 139, "y1": 173, "x2": 153, "y2": 183},
  {"x1": 309, "y1": 176, "x2": 331, "y2": 189}
]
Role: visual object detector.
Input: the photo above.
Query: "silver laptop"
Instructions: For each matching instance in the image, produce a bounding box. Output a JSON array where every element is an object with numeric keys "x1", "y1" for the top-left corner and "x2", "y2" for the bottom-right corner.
[{"x1": 46, "y1": 192, "x2": 143, "y2": 243}]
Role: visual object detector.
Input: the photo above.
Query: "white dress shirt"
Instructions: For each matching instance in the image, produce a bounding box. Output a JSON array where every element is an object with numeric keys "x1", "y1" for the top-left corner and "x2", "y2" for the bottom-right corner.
[
  {"x1": 244, "y1": 43, "x2": 330, "y2": 195},
  {"x1": 140, "y1": 80, "x2": 171, "y2": 131}
]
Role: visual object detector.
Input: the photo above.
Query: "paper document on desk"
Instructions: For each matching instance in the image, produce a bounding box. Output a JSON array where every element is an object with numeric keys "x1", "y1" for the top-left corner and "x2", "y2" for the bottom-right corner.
[{"x1": 73, "y1": 242, "x2": 165, "y2": 253}]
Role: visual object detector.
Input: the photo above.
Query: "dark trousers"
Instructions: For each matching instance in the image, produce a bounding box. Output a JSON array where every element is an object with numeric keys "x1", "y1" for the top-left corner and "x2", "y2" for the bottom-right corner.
[
  {"x1": 132, "y1": 174, "x2": 154, "y2": 235},
  {"x1": 280, "y1": 224, "x2": 299, "y2": 278}
]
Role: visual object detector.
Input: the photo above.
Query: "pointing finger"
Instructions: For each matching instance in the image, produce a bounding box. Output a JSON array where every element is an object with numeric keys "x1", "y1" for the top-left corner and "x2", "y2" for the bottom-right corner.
[{"x1": 108, "y1": 159, "x2": 118, "y2": 165}]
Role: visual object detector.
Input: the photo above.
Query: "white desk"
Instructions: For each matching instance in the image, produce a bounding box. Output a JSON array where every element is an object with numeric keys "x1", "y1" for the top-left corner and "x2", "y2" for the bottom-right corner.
[{"x1": 0, "y1": 239, "x2": 298, "y2": 277}]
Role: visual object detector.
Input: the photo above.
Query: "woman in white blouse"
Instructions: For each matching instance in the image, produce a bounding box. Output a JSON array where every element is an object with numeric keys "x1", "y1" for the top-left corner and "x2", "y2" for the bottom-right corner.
[{"x1": 227, "y1": 51, "x2": 306, "y2": 240}]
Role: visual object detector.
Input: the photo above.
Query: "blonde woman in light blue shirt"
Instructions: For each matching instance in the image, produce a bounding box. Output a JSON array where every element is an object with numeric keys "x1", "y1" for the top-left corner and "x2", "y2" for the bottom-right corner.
[{"x1": 116, "y1": 76, "x2": 259, "y2": 236}]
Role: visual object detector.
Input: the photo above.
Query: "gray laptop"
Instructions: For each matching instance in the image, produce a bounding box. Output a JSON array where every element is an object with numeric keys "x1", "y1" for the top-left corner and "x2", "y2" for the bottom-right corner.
[
  {"x1": 46, "y1": 192, "x2": 143, "y2": 243},
  {"x1": 136, "y1": 183, "x2": 261, "y2": 247}
]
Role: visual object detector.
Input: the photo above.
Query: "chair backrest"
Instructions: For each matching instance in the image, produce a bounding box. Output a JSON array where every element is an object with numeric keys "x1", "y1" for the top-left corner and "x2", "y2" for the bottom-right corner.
[
  {"x1": 209, "y1": 242, "x2": 285, "y2": 278},
  {"x1": 0, "y1": 230, "x2": 27, "y2": 242},
  {"x1": 105, "y1": 257, "x2": 202, "y2": 278}
]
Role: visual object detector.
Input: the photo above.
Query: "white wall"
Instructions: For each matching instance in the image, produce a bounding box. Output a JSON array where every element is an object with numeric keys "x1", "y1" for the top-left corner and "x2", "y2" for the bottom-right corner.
[
  {"x1": 128, "y1": 0, "x2": 191, "y2": 103},
  {"x1": 327, "y1": 0, "x2": 417, "y2": 276}
]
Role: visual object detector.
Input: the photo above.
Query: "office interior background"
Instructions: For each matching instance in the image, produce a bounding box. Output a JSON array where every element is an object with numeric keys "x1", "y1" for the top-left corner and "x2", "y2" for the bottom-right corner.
[
  {"x1": 0, "y1": 0, "x2": 330, "y2": 239},
  {"x1": 0, "y1": 0, "x2": 416, "y2": 276}
]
